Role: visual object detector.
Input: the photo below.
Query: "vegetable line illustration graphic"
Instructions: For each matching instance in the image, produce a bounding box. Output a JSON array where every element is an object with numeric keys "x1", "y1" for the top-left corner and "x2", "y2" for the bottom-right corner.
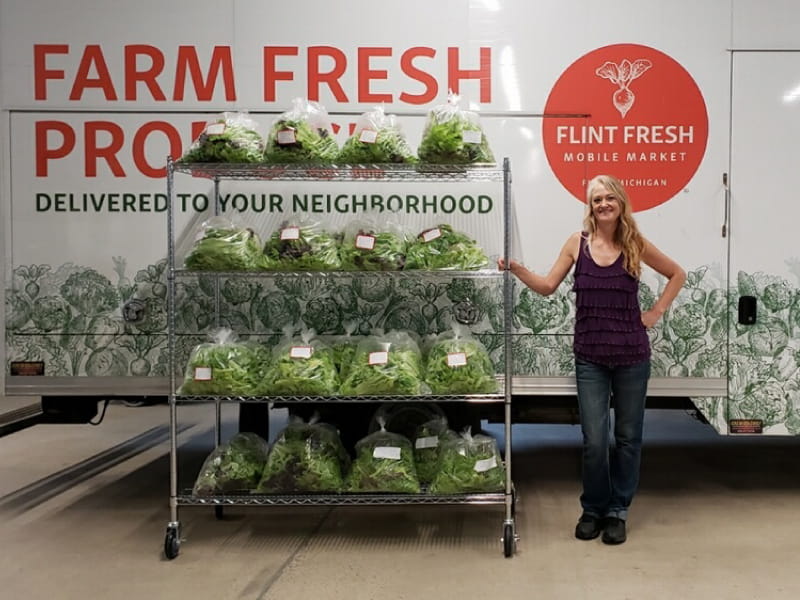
[{"x1": 595, "y1": 58, "x2": 652, "y2": 117}]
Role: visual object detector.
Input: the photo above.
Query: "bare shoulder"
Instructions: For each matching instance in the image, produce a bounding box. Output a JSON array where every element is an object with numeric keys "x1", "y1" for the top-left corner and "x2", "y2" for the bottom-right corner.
[{"x1": 562, "y1": 231, "x2": 583, "y2": 261}]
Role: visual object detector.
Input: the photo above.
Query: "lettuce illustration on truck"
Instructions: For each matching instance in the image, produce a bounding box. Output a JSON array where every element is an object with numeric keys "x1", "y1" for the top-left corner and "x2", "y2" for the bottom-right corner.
[
  {"x1": 179, "y1": 112, "x2": 265, "y2": 163},
  {"x1": 417, "y1": 95, "x2": 494, "y2": 164},
  {"x1": 262, "y1": 219, "x2": 343, "y2": 271},
  {"x1": 429, "y1": 429, "x2": 505, "y2": 494},
  {"x1": 346, "y1": 424, "x2": 421, "y2": 493},
  {"x1": 339, "y1": 331, "x2": 428, "y2": 396},
  {"x1": 178, "y1": 328, "x2": 272, "y2": 396},
  {"x1": 405, "y1": 224, "x2": 489, "y2": 270},
  {"x1": 424, "y1": 329, "x2": 498, "y2": 395},
  {"x1": 256, "y1": 417, "x2": 350, "y2": 493},
  {"x1": 264, "y1": 333, "x2": 341, "y2": 396},
  {"x1": 192, "y1": 432, "x2": 270, "y2": 495},
  {"x1": 337, "y1": 106, "x2": 417, "y2": 164},
  {"x1": 338, "y1": 221, "x2": 409, "y2": 271},
  {"x1": 185, "y1": 217, "x2": 268, "y2": 272},
  {"x1": 263, "y1": 98, "x2": 339, "y2": 163}
]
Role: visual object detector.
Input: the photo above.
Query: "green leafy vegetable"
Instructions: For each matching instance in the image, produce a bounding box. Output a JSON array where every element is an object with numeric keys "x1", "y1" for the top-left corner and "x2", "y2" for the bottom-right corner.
[
  {"x1": 192, "y1": 433, "x2": 270, "y2": 495},
  {"x1": 346, "y1": 428, "x2": 421, "y2": 493},
  {"x1": 262, "y1": 221, "x2": 343, "y2": 271},
  {"x1": 185, "y1": 218, "x2": 268, "y2": 271},
  {"x1": 264, "y1": 338, "x2": 340, "y2": 396},
  {"x1": 413, "y1": 417, "x2": 458, "y2": 484},
  {"x1": 337, "y1": 108, "x2": 416, "y2": 164},
  {"x1": 405, "y1": 224, "x2": 489, "y2": 270},
  {"x1": 178, "y1": 332, "x2": 272, "y2": 396},
  {"x1": 179, "y1": 115, "x2": 265, "y2": 163},
  {"x1": 339, "y1": 332, "x2": 427, "y2": 396},
  {"x1": 339, "y1": 227, "x2": 408, "y2": 271},
  {"x1": 424, "y1": 332, "x2": 498, "y2": 395},
  {"x1": 257, "y1": 419, "x2": 350, "y2": 493},
  {"x1": 417, "y1": 100, "x2": 494, "y2": 164},
  {"x1": 429, "y1": 431, "x2": 505, "y2": 494},
  {"x1": 263, "y1": 99, "x2": 339, "y2": 163}
]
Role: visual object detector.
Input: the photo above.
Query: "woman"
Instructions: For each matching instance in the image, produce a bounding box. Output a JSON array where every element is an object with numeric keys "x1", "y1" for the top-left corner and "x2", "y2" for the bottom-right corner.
[{"x1": 500, "y1": 175, "x2": 685, "y2": 545}]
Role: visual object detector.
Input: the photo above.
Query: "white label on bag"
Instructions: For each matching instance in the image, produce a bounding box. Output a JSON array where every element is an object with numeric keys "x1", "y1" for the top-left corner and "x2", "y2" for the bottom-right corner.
[
  {"x1": 421, "y1": 228, "x2": 442, "y2": 242},
  {"x1": 280, "y1": 226, "x2": 300, "y2": 240},
  {"x1": 289, "y1": 345, "x2": 313, "y2": 359},
  {"x1": 447, "y1": 352, "x2": 468, "y2": 367},
  {"x1": 205, "y1": 123, "x2": 225, "y2": 136},
  {"x1": 359, "y1": 129, "x2": 378, "y2": 143},
  {"x1": 355, "y1": 234, "x2": 376, "y2": 250},
  {"x1": 474, "y1": 456, "x2": 497, "y2": 472},
  {"x1": 277, "y1": 128, "x2": 296, "y2": 144},
  {"x1": 193, "y1": 367, "x2": 212, "y2": 381},
  {"x1": 462, "y1": 129, "x2": 482, "y2": 144},
  {"x1": 368, "y1": 351, "x2": 389, "y2": 365},
  {"x1": 415, "y1": 435, "x2": 439, "y2": 449},
  {"x1": 373, "y1": 446, "x2": 402, "y2": 460}
]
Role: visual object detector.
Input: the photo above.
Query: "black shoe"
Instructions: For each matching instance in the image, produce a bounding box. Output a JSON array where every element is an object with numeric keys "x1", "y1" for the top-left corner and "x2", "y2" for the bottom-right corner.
[
  {"x1": 601, "y1": 517, "x2": 627, "y2": 544},
  {"x1": 575, "y1": 513, "x2": 603, "y2": 540}
]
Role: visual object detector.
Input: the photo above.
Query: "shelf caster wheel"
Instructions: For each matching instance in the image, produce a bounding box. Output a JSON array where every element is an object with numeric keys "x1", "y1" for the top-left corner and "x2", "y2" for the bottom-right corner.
[
  {"x1": 502, "y1": 523, "x2": 516, "y2": 558},
  {"x1": 215, "y1": 505, "x2": 224, "y2": 520},
  {"x1": 164, "y1": 527, "x2": 180, "y2": 560}
]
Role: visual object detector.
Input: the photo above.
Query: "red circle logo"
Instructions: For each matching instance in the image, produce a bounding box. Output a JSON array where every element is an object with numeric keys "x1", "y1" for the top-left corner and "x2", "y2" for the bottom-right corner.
[{"x1": 542, "y1": 44, "x2": 708, "y2": 211}]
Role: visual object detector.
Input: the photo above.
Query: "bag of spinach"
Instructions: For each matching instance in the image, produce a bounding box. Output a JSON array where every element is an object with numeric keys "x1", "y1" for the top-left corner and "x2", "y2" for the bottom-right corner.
[
  {"x1": 337, "y1": 106, "x2": 417, "y2": 164},
  {"x1": 417, "y1": 93, "x2": 495, "y2": 164},
  {"x1": 413, "y1": 416, "x2": 459, "y2": 485},
  {"x1": 264, "y1": 330, "x2": 341, "y2": 396},
  {"x1": 257, "y1": 415, "x2": 350, "y2": 493},
  {"x1": 404, "y1": 223, "x2": 489, "y2": 270},
  {"x1": 338, "y1": 219, "x2": 410, "y2": 271},
  {"x1": 424, "y1": 327, "x2": 498, "y2": 395},
  {"x1": 346, "y1": 419, "x2": 421, "y2": 493},
  {"x1": 339, "y1": 330, "x2": 428, "y2": 396},
  {"x1": 263, "y1": 98, "x2": 339, "y2": 163},
  {"x1": 192, "y1": 432, "x2": 270, "y2": 495},
  {"x1": 262, "y1": 216, "x2": 343, "y2": 271},
  {"x1": 429, "y1": 428, "x2": 505, "y2": 494},
  {"x1": 179, "y1": 112, "x2": 265, "y2": 163},
  {"x1": 185, "y1": 216, "x2": 269, "y2": 272},
  {"x1": 178, "y1": 328, "x2": 272, "y2": 396}
]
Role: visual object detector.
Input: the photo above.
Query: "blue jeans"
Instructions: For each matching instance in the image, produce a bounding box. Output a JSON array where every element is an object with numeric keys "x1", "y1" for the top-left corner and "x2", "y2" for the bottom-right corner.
[{"x1": 575, "y1": 357, "x2": 650, "y2": 521}]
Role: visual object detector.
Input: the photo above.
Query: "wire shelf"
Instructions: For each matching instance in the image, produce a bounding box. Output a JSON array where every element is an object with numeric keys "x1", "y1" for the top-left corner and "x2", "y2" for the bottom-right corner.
[
  {"x1": 178, "y1": 491, "x2": 507, "y2": 506},
  {"x1": 175, "y1": 393, "x2": 505, "y2": 404}
]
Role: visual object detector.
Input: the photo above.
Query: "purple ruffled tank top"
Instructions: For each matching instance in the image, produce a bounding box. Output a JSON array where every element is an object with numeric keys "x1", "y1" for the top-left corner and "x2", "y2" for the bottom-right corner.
[{"x1": 572, "y1": 233, "x2": 650, "y2": 366}]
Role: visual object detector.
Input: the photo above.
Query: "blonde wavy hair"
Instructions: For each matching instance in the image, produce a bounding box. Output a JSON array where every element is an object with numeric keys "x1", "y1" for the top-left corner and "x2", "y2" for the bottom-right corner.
[{"x1": 583, "y1": 174, "x2": 645, "y2": 278}]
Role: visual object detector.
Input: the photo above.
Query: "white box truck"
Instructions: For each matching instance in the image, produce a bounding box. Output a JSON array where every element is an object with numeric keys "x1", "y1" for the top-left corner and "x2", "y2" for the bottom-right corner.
[{"x1": 2, "y1": 0, "x2": 798, "y2": 436}]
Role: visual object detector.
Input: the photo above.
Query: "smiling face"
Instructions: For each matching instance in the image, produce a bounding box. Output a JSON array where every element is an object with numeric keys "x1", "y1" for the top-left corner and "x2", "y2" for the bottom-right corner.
[{"x1": 589, "y1": 183, "x2": 621, "y2": 225}]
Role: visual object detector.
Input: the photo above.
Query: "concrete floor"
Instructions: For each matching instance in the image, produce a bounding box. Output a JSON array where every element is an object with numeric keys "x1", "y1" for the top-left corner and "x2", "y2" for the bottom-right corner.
[{"x1": 1, "y1": 399, "x2": 799, "y2": 600}]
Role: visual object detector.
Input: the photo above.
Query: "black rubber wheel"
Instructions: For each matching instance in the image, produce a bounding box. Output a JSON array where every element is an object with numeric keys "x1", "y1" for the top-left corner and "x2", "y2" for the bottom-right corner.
[
  {"x1": 503, "y1": 523, "x2": 515, "y2": 558},
  {"x1": 214, "y1": 505, "x2": 224, "y2": 520},
  {"x1": 164, "y1": 528, "x2": 180, "y2": 560}
]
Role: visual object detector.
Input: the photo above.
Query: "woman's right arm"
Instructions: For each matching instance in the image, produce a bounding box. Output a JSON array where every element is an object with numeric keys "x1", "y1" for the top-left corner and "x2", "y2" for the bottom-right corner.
[{"x1": 498, "y1": 232, "x2": 580, "y2": 296}]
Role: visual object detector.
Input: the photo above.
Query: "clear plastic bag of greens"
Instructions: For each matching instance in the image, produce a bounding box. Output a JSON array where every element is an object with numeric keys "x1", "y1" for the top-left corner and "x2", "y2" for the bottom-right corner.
[
  {"x1": 179, "y1": 112, "x2": 265, "y2": 163},
  {"x1": 184, "y1": 216, "x2": 268, "y2": 272},
  {"x1": 323, "y1": 322, "x2": 359, "y2": 381},
  {"x1": 338, "y1": 219, "x2": 410, "y2": 271},
  {"x1": 346, "y1": 419, "x2": 420, "y2": 493},
  {"x1": 264, "y1": 330, "x2": 340, "y2": 396},
  {"x1": 192, "y1": 432, "x2": 270, "y2": 495},
  {"x1": 262, "y1": 216, "x2": 343, "y2": 271},
  {"x1": 424, "y1": 326, "x2": 498, "y2": 395},
  {"x1": 404, "y1": 223, "x2": 489, "y2": 270},
  {"x1": 256, "y1": 415, "x2": 350, "y2": 493},
  {"x1": 337, "y1": 106, "x2": 417, "y2": 164},
  {"x1": 429, "y1": 428, "x2": 505, "y2": 494},
  {"x1": 413, "y1": 416, "x2": 459, "y2": 485},
  {"x1": 417, "y1": 93, "x2": 495, "y2": 164},
  {"x1": 263, "y1": 98, "x2": 339, "y2": 163},
  {"x1": 178, "y1": 328, "x2": 272, "y2": 396},
  {"x1": 339, "y1": 330, "x2": 429, "y2": 396}
]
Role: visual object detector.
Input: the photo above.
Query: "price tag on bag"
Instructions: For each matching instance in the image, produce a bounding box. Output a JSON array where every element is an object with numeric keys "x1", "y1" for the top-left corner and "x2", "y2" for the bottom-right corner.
[
  {"x1": 415, "y1": 435, "x2": 439, "y2": 449},
  {"x1": 193, "y1": 367, "x2": 212, "y2": 381},
  {"x1": 462, "y1": 129, "x2": 482, "y2": 144},
  {"x1": 368, "y1": 351, "x2": 389, "y2": 365},
  {"x1": 277, "y1": 128, "x2": 297, "y2": 145},
  {"x1": 289, "y1": 345, "x2": 313, "y2": 359},
  {"x1": 373, "y1": 446, "x2": 402, "y2": 460},
  {"x1": 474, "y1": 456, "x2": 498, "y2": 472},
  {"x1": 280, "y1": 226, "x2": 300, "y2": 240},
  {"x1": 421, "y1": 227, "x2": 442, "y2": 243},
  {"x1": 358, "y1": 129, "x2": 378, "y2": 143},
  {"x1": 205, "y1": 123, "x2": 226, "y2": 136},
  {"x1": 446, "y1": 352, "x2": 467, "y2": 368},
  {"x1": 355, "y1": 234, "x2": 376, "y2": 250}
]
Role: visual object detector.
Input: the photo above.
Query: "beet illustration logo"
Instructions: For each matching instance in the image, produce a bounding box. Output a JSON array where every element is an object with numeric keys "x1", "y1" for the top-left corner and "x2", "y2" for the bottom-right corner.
[
  {"x1": 596, "y1": 59, "x2": 652, "y2": 118},
  {"x1": 543, "y1": 44, "x2": 709, "y2": 212}
]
